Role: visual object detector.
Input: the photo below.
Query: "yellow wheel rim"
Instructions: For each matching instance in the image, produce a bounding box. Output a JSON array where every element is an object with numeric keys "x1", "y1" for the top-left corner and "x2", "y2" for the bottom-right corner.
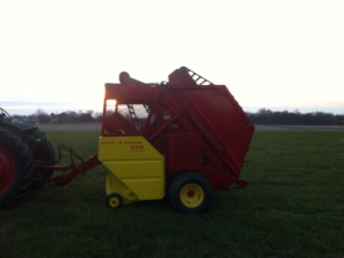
[
  {"x1": 108, "y1": 196, "x2": 120, "y2": 208},
  {"x1": 179, "y1": 183, "x2": 205, "y2": 209}
]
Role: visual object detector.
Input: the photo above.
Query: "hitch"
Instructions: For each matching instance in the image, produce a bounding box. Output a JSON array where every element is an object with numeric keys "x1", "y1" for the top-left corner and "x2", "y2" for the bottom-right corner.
[{"x1": 39, "y1": 145, "x2": 101, "y2": 186}]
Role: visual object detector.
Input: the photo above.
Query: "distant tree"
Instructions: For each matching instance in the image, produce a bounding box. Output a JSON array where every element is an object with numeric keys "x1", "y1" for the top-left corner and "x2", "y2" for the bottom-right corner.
[
  {"x1": 248, "y1": 109, "x2": 344, "y2": 125},
  {"x1": 34, "y1": 109, "x2": 51, "y2": 123}
]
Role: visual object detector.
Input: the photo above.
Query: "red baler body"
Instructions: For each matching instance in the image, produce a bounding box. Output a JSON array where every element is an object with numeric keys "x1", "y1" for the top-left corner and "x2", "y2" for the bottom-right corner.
[{"x1": 101, "y1": 67, "x2": 254, "y2": 190}]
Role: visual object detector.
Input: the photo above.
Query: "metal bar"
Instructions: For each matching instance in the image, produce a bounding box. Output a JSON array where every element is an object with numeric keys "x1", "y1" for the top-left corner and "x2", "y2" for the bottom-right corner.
[
  {"x1": 148, "y1": 113, "x2": 180, "y2": 142},
  {"x1": 50, "y1": 155, "x2": 100, "y2": 186}
]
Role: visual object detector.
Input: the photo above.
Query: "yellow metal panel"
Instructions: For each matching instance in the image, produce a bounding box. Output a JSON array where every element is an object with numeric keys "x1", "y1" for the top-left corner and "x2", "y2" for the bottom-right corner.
[
  {"x1": 105, "y1": 174, "x2": 138, "y2": 203},
  {"x1": 98, "y1": 136, "x2": 163, "y2": 161},
  {"x1": 103, "y1": 160, "x2": 164, "y2": 200},
  {"x1": 105, "y1": 160, "x2": 163, "y2": 178},
  {"x1": 98, "y1": 136, "x2": 165, "y2": 201}
]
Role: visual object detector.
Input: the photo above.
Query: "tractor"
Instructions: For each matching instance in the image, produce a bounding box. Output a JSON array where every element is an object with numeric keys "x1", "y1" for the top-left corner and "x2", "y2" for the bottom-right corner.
[
  {"x1": 0, "y1": 108, "x2": 55, "y2": 207},
  {"x1": 0, "y1": 67, "x2": 254, "y2": 213}
]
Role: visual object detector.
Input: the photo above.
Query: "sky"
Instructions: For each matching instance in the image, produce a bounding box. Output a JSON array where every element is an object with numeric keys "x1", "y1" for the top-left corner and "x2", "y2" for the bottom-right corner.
[{"x1": 0, "y1": 0, "x2": 343, "y2": 115}]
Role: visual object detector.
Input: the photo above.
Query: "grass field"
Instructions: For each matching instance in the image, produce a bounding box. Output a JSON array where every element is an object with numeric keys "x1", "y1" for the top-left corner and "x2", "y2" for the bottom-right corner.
[{"x1": 1, "y1": 131, "x2": 344, "y2": 258}]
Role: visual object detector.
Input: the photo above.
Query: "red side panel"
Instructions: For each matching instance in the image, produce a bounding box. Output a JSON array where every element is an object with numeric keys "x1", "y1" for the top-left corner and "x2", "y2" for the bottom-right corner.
[
  {"x1": 185, "y1": 86, "x2": 254, "y2": 177},
  {"x1": 166, "y1": 133, "x2": 203, "y2": 172}
]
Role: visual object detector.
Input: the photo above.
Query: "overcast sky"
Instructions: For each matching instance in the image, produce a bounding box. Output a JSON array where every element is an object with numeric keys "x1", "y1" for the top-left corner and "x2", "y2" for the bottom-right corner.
[{"x1": 0, "y1": 0, "x2": 343, "y2": 114}]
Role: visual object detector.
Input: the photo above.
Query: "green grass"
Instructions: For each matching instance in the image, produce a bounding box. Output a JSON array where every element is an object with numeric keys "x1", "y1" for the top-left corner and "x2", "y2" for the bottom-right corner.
[{"x1": 1, "y1": 131, "x2": 344, "y2": 258}]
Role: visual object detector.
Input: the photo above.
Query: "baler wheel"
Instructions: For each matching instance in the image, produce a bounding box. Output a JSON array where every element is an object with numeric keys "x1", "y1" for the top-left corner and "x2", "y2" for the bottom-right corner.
[
  {"x1": 106, "y1": 193, "x2": 122, "y2": 209},
  {"x1": 0, "y1": 128, "x2": 32, "y2": 206},
  {"x1": 168, "y1": 173, "x2": 213, "y2": 213}
]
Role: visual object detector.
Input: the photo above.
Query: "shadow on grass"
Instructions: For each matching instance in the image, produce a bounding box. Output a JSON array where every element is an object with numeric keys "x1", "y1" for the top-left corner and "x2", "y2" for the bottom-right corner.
[{"x1": 0, "y1": 223, "x2": 17, "y2": 258}]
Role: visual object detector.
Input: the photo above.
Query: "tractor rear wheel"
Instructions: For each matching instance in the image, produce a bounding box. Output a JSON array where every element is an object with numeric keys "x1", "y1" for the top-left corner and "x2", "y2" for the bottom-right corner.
[
  {"x1": 30, "y1": 140, "x2": 56, "y2": 189},
  {"x1": 0, "y1": 128, "x2": 32, "y2": 206},
  {"x1": 168, "y1": 173, "x2": 213, "y2": 213}
]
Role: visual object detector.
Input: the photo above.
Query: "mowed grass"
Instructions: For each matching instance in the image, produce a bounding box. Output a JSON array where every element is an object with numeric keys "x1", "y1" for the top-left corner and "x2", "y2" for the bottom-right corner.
[{"x1": 1, "y1": 131, "x2": 344, "y2": 258}]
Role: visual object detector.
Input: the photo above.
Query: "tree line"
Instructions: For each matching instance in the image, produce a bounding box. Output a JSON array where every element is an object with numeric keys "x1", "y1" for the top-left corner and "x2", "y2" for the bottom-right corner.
[
  {"x1": 12, "y1": 110, "x2": 102, "y2": 124},
  {"x1": 11, "y1": 108, "x2": 344, "y2": 126},
  {"x1": 248, "y1": 109, "x2": 344, "y2": 125}
]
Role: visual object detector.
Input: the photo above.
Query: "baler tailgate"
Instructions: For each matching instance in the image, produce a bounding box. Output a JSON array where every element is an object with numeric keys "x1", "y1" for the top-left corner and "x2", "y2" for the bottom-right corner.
[{"x1": 186, "y1": 86, "x2": 254, "y2": 177}]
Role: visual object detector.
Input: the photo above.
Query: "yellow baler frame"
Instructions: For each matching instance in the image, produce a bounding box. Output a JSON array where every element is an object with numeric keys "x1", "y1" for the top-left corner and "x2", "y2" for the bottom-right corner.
[{"x1": 98, "y1": 136, "x2": 165, "y2": 204}]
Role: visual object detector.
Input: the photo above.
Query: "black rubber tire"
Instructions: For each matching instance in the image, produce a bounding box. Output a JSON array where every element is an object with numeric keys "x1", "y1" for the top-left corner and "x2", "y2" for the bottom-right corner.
[
  {"x1": 30, "y1": 140, "x2": 56, "y2": 189},
  {"x1": 0, "y1": 128, "x2": 33, "y2": 207},
  {"x1": 167, "y1": 173, "x2": 213, "y2": 213},
  {"x1": 106, "y1": 193, "x2": 122, "y2": 209}
]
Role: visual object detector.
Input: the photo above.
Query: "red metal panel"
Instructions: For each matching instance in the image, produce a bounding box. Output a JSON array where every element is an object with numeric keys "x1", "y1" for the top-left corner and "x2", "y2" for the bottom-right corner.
[
  {"x1": 166, "y1": 133, "x2": 203, "y2": 172},
  {"x1": 104, "y1": 83, "x2": 160, "y2": 104},
  {"x1": 185, "y1": 86, "x2": 254, "y2": 177}
]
